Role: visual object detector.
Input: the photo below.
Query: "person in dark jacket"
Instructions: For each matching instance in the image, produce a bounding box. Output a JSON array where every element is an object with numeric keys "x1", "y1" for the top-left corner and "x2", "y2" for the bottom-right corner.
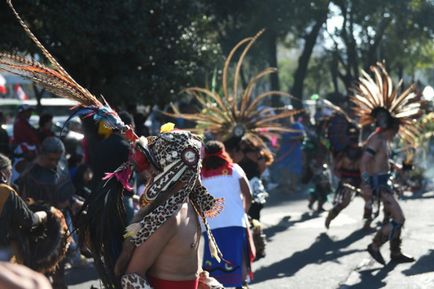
[{"x1": 0, "y1": 153, "x2": 47, "y2": 248}]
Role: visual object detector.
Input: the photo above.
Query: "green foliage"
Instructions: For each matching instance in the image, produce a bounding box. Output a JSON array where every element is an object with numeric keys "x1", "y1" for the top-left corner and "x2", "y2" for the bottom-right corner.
[
  {"x1": 1, "y1": 0, "x2": 433, "y2": 107},
  {"x1": 0, "y1": 0, "x2": 221, "y2": 106}
]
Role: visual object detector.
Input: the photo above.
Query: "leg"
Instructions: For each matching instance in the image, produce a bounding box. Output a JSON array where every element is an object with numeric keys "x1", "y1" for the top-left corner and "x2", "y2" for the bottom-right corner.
[
  {"x1": 377, "y1": 192, "x2": 405, "y2": 240},
  {"x1": 325, "y1": 186, "x2": 352, "y2": 229},
  {"x1": 361, "y1": 188, "x2": 373, "y2": 228},
  {"x1": 307, "y1": 188, "x2": 317, "y2": 210},
  {"x1": 368, "y1": 191, "x2": 413, "y2": 264},
  {"x1": 379, "y1": 193, "x2": 414, "y2": 263},
  {"x1": 316, "y1": 189, "x2": 327, "y2": 212}
]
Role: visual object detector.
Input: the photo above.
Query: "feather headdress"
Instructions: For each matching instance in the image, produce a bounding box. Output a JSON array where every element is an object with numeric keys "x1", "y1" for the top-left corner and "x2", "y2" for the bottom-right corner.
[
  {"x1": 1, "y1": 2, "x2": 225, "y2": 288},
  {"x1": 168, "y1": 30, "x2": 300, "y2": 142},
  {"x1": 0, "y1": 0, "x2": 132, "y2": 135},
  {"x1": 352, "y1": 62, "x2": 421, "y2": 144}
]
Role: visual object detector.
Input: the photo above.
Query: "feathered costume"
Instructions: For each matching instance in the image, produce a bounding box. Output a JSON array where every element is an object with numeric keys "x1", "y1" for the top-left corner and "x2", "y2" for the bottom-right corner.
[
  {"x1": 168, "y1": 30, "x2": 300, "y2": 143},
  {"x1": 0, "y1": 2, "x2": 223, "y2": 288},
  {"x1": 170, "y1": 31, "x2": 301, "y2": 273},
  {"x1": 315, "y1": 100, "x2": 364, "y2": 228},
  {"x1": 352, "y1": 62, "x2": 420, "y2": 265},
  {"x1": 352, "y1": 62, "x2": 420, "y2": 143}
]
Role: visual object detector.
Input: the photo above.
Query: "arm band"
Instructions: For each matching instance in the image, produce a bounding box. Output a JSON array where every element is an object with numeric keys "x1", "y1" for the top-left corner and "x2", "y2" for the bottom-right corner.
[{"x1": 365, "y1": 147, "x2": 377, "y2": 156}]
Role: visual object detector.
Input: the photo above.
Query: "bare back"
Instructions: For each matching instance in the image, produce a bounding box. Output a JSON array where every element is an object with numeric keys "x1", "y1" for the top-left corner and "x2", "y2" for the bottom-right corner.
[
  {"x1": 148, "y1": 201, "x2": 201, "y2": 280},
  {"x1": 126, "y1": 200, "x2": 201, "y2": 281}
]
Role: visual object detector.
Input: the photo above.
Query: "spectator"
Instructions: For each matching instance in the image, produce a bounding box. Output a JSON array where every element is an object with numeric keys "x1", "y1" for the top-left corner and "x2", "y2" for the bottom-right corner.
[
  {"x1": 0, "y1": 153, "x2": 47, "y2": 249},
  {"x1": 72, "y1": 164, "x2": 93, "y2": 201},
  {"x1": 273, "y1": 115, "x2": 305, "y2": 193},
  {"x1": 13, "y1": 105, "x2": 39, "y2": 146},
  {"x1": 200, "y1": 141, "x2": 252, "y2": 288},
  {"x1": 37, "y1": 113, "x2": 54, "y2": 142},
  {"x1": 0, "y1": 112, "x2": 10, "y2": 157},
  {"x1": 17, "y1": 137, "x2": 75, "y2": 289},
  {"x1": 17, "y1": 137, "x2": 74, "y2": 208}
]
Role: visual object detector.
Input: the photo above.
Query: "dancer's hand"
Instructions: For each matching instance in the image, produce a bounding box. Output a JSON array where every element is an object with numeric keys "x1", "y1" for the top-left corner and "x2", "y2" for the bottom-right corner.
[{"x1": 198, "y1": 271, "x2": 224, "y2": 289}]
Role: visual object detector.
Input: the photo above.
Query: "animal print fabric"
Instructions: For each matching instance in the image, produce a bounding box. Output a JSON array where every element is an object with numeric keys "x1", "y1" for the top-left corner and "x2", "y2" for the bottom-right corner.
[
  {"x1": 121, "y1": 273, "x2": 153, "y2": 289},
  {"x1": 131, "y1": 131, "x2": 223, "y2": 247}
]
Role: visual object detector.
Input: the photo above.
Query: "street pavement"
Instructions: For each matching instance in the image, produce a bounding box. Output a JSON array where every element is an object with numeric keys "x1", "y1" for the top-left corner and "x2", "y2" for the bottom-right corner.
[{"x1": 68, "y1": 184, "x2": 434, "y2": 289}]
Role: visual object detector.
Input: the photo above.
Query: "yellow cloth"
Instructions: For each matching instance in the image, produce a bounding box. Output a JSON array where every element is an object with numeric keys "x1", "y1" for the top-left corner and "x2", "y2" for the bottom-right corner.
[{"x1": 0, "y1": 184, "x2": 13, "y2": 215}]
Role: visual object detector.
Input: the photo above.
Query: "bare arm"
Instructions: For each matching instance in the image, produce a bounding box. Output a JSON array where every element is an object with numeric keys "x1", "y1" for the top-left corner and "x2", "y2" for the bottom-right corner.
[{"x1": 239, "y1": 176, "x2": 252, "y2": 213}]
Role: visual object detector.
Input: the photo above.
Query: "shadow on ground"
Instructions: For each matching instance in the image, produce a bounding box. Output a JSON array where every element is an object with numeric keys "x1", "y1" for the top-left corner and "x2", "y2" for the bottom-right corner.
[
  {"x1": 254, "y1": 229, "x2": 367, "y2": 283},
  {"x1": 264, "y1": 212, "x2": 318, "y2": 240},
  {"x1": 339, "y1": 262, "x2": 397, "y2": 289},
  {"x1": 402, "y1": 249, "x2": 434, "y2": 276}
]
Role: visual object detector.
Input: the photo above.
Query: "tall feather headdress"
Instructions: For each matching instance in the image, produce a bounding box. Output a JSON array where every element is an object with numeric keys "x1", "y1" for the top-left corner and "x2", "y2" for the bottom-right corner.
[
  {"x1": 0, "y1": 1, "x2": 225, "y2": 288},
  {"x1": 352, "y1": 62, "x2": 421, "y2": 144},
  {"x1": 168, "y1": 30, "x2": 300, "y2": 142}
]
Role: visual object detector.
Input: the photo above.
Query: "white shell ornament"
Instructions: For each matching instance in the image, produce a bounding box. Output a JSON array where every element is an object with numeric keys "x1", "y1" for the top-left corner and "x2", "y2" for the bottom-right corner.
[{"x1": 181, "y1": 148, "x2": 199, "y2": 167}]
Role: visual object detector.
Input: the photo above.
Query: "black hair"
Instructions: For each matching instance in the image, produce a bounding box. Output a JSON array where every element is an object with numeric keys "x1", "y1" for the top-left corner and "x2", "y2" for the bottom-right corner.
[
  {"x1": 118, "y1": 111, "x2": 135, "y2": 127},
  {"x1": 203, "y1": 141, "x2": 232, "y2": 170},
  {"x1": 39, "y1": 113, "x2": 53, "y2": 128}
]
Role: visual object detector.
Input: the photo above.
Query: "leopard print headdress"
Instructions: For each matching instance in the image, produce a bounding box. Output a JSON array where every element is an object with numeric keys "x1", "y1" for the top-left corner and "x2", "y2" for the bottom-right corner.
[{"x1": 127, "y1": 129, "x2": 224, "y2": 261}]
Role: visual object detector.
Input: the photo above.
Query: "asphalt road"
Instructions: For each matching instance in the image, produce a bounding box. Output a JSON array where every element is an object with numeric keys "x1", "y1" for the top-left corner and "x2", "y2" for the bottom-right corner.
[{"x1": 68, "y1": 184, "x2": 434, "y2": 289}]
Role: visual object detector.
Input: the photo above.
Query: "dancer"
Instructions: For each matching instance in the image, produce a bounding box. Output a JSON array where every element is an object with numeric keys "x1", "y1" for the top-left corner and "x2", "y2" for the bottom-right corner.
[
  {"x1": 353, "y1": 63, "x2": 420, "y2": 265},
  {"x1": 166, "y1": 31, "x2": 299, "y2": 263},
  {"x1": 325, "y1": 123, "x2": 362, "y2": 228},
  {"x1": 201, "y1": 141, "x2": 252, "y2": 288},
  {"x1": 0, "y1": 3, "x2": 224, "y2": 288}
]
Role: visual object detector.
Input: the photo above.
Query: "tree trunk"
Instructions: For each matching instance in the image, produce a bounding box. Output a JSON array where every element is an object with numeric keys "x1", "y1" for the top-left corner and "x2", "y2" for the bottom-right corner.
[
  {"x1": 330, "y1": 51, "x2": 339, "y2": 94},
  {"x1": 267, "y1": 31, "x2": 282, "y2": 107},
  {"x1": 290, "y1": 3, "x2": 329, "y2": 108},
  {"x1": 32, "y1": 84, "x2": 44, "y2": 114}
]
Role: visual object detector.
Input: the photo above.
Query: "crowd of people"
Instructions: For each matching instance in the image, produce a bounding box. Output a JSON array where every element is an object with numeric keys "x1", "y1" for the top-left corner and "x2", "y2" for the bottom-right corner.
[{"x1": 0, "y1": 3, "x2": 431, "y2": 289}]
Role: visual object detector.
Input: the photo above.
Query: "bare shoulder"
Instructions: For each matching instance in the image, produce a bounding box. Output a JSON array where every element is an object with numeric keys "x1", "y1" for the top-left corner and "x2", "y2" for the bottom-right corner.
[{"x1": 364, "y1": 132, "x2": 381, "y2": 150}]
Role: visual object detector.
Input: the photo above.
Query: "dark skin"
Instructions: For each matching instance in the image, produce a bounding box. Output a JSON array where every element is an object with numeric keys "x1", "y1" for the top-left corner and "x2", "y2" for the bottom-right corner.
[
  {"x1": 114, "y1": 167, "x2": 201, "y2": 281},
  {"x1": 361, "y1": 127, "x2": 405, "y2": 250}
]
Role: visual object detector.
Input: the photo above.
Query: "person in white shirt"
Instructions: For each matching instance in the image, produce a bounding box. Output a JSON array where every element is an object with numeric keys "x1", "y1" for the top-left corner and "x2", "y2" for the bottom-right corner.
[{"x1": 200, "y1": 141, "x2": 252, "y2": 288}]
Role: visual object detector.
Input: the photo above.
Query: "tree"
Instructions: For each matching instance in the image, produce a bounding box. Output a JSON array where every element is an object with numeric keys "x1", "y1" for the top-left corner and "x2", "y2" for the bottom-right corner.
[
  {"x1": 0, "y1": 0, "x2": 221, "y2": 106},
  {"x1": 328, "y1": 0, "x2": 434, "y2": 93}
]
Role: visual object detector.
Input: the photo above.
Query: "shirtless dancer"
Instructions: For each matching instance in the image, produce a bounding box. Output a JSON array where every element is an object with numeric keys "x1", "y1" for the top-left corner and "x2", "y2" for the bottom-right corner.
[
  {"x1": 115, "y1": 130, "x2": 225, "y2": 289},
  {"x1": 1, "y1": 2, "x2": 224, "y2": 289},
  {"x1": 361, "y1": 123, "x2": 415, "y2": 264},
  {"x1": 351, "y1": 63, "x2": 420, "y2": 265},
  {"x1": 325, "y1": 126, "x2": 363, "y2": 229}
]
